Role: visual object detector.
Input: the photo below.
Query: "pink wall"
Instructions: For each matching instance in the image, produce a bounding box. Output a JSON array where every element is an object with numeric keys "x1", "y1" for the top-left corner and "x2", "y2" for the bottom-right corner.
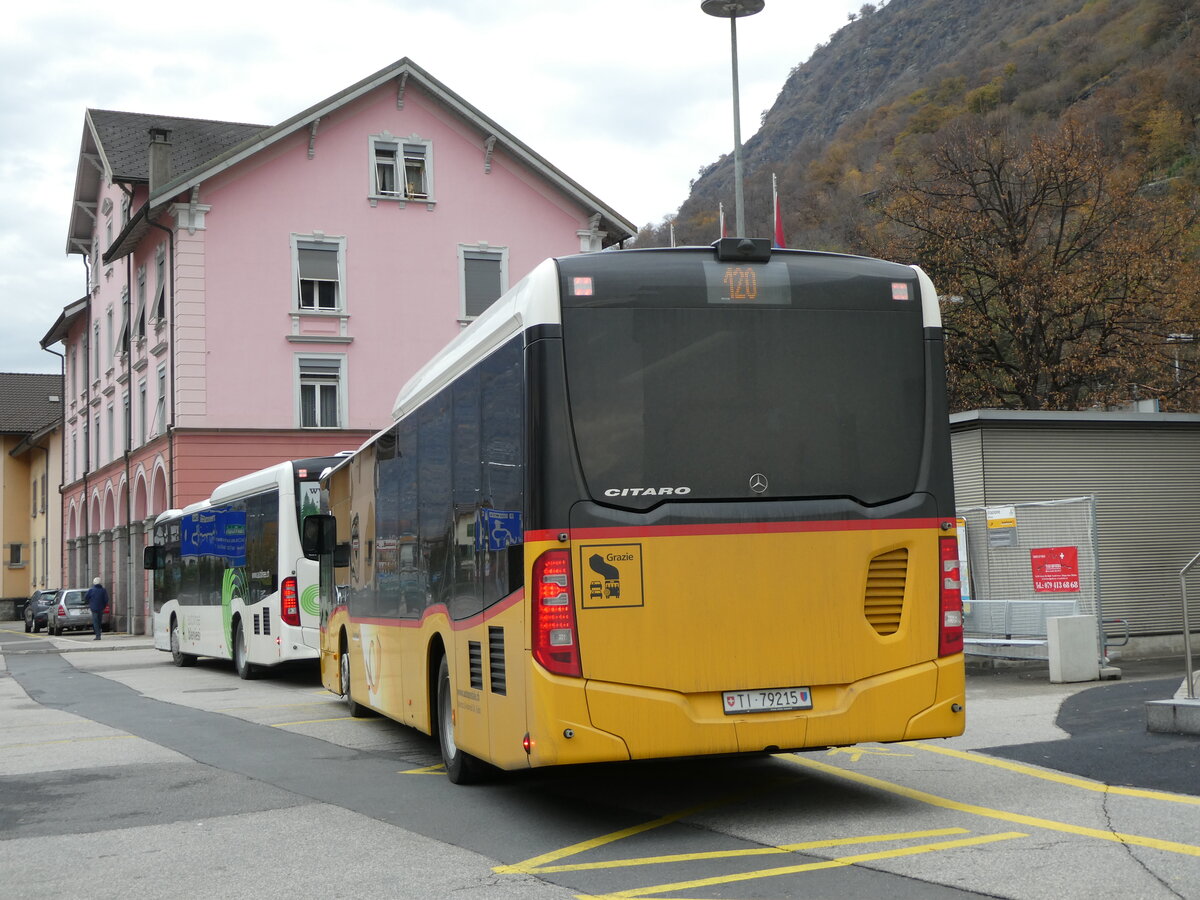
[{"x1": 192, "y1": 79, "x2": 595, "y2": 432}]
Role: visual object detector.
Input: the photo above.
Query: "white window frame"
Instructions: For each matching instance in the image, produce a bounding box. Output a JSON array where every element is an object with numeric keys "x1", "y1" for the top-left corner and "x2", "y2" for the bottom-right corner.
[
  {"x1": 118, "y1": 286, "x2": 130, "y2": 351},
  {"x1": 138, "y1": 380, "x2": 147, "y2": 446},
  {"x1": 368, "y1": 133, "x2": 434, "y2": 204},
  {"x1": 295, "y1": 353, "x2": 347, "y2": 429},
  {"x1": 457, "y1": 243, "x2": 509, "y2": 321},
  {"x1": 134, "y1": 267, "x2": 147, "y2": 339},
  {"x1": 153, "y1": 365, "x2": 166, "y2": 437},
  {"x1": 153, "y1": 246, "x2": 167, "y2": 323},
  {"x1": 291, "y1": 235, "x2": 347, "y2": 314},
  {"x1": 370, "y1": 139, "x2": 402, "y2": 198}
]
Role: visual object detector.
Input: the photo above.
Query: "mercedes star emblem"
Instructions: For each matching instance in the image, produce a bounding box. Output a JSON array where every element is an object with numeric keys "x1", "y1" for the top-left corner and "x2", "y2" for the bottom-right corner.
[{"x1": 749, "y1": 473, "x2": 768, "y2": 494}]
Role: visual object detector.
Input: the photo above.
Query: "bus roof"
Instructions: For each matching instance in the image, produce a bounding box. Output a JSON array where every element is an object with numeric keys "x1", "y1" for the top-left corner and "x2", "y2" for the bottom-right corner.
[{"x1": 390, "y1": 256, "x2": 562, "y2": 421}]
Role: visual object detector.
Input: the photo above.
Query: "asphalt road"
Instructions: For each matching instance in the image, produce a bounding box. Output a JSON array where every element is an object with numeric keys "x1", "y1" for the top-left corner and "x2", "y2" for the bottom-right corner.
[{"x1": 1, "y1": 630, "x2": 1197, "y2": 899}]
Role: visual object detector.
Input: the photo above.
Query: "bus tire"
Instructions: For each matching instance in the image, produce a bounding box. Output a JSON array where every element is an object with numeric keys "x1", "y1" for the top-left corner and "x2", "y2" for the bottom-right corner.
[
  {"x1": 233, "y1": 619, "x2": 256, "y2": 680},
  {"x1": 170, "y1": 617, "x2": 197, "y2": 667},
  {"x1": 339, "y1": 634, "x2": 371, "y2": 717},
  {"x1": 437, "y1": 655, "x2": 487, "y2": 785}
]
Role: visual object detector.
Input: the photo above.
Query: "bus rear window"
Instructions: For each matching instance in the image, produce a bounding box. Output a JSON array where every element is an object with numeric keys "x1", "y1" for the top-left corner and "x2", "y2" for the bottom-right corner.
[{"x1": 558, "y1": 254, "x2": 929, "y2": 509}]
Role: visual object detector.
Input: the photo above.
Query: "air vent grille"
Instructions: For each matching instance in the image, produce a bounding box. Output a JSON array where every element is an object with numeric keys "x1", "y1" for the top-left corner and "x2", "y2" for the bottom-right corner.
[
  {"x1": 489, "y1": 626, "x2": 506, "y2": 696},
  {"x1": 468, "y1": 641, "x2": 483, "y2": 690},
  {"x1": 864, "y1": 548, "x2": 908, "y2": 635}
]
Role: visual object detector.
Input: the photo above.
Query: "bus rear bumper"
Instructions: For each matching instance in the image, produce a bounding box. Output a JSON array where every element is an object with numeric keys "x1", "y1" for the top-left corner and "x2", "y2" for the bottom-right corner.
[{"x1": 573, "y1": 658, "x2": 965, "y2": 761}]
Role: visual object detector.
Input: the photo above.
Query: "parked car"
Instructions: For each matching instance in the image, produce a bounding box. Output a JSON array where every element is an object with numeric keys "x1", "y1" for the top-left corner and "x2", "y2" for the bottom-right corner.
[
  {"x1": 47, "y1": 588, "x2": 110, "y2": 636},
  {"x1": 23, "y1": 589, "x2": 59, "y2": 633}
]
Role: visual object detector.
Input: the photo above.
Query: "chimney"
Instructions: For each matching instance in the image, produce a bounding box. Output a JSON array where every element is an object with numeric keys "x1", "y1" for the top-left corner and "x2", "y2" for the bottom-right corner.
[{"x1": 148, "y1": 127, "x2": 172, "y2": 194}]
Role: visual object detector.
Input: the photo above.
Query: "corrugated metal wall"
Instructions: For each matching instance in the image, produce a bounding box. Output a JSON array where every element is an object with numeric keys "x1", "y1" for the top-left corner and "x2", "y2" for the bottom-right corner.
[
  {"x1": 950, "y1": 428, "x2": 984, "y2": 507},
  {"x1": 950, "y1": 414, "x2": 1200, "y2": 636}
]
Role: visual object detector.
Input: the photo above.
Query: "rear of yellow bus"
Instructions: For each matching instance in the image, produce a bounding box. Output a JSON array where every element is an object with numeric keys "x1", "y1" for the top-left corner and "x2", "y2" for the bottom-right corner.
[{"x1": 519, "y1": 242, "x2": 964, "y2": 769}]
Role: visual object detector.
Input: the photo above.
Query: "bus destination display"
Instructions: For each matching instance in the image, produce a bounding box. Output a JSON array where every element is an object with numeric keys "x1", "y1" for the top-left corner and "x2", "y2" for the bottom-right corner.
[{"x1": 702, "y1": 260, "x2": 791, "y2": 305}]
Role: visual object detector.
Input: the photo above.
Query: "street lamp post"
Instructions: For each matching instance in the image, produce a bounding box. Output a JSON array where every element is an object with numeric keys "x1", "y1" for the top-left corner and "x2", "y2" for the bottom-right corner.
[{"x1": 701, "y1": 0, "x2": 765, "y2": 239}]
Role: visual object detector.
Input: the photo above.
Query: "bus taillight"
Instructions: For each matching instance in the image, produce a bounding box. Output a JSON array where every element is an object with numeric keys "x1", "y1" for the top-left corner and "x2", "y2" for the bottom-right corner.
[
  {"x1": 938, "y1": 536, "x2": 964, "y2": 656},
  {"x1": 532, "y1": 549, "x2": 582, "y2": 677},
  {"x1": 281, "y1": 576, "x2": 301, "y2": 627}
]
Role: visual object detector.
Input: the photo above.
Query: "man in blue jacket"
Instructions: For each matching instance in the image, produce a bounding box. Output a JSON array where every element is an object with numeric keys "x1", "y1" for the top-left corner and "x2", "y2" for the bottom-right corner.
[{"x1": 85, "y1": 577, "x2": 109, "y2": 641}]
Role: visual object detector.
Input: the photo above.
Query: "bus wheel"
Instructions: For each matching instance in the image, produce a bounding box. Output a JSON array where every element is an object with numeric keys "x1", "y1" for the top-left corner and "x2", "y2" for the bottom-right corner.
[
  {"x1": 437, "y1": 656, "x2": 486, "y2": 785},
  {"x1": 170, "y1": 617, "x2": 197, "y2": 667},
  {"x1": 339, "y1": 636, "x2": 371, "y2": 718},
  {"x1": 233, "y1": 620, "x2": 256, "y2": 680}
]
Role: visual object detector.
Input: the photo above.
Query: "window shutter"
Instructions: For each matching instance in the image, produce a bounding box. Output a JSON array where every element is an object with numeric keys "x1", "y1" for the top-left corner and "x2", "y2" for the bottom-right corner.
[
  {"x1": 464, "y1": 252, "x2": 502, "y2": 318},
  {"x1": 298, "y1": 244, "x2": 339, "y2": 280}
]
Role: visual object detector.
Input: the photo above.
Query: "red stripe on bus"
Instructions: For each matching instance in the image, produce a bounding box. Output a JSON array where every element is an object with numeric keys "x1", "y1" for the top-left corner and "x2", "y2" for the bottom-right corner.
[
  {"x1": 348, "y1": 588, "x2": 525, "y2": 631},
  {"x1": 525, "y1": 518, "x2": 944, "y2": 543}
]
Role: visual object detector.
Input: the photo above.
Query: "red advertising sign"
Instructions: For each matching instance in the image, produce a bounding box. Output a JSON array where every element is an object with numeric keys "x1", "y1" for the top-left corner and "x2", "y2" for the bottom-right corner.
[{"x1": 1031, "y1": 546, "x2": 1080, "y2": 593}]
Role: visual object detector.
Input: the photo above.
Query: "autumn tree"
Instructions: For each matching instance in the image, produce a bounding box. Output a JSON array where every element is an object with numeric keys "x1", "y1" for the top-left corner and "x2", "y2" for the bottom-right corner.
[{"x1": 875, "y1": 119, "x2": 1200, "y2": 411}]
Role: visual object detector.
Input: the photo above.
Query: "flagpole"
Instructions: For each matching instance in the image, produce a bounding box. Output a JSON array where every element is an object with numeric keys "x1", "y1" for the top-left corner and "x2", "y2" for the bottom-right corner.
[{"x1": 772, "y1": 172, "x2": 786, "y2": 249}]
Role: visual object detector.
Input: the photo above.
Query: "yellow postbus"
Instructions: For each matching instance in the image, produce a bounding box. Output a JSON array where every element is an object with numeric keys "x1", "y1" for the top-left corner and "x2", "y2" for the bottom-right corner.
[{"x1": 304, "y1": 239, "x2": 965, "y2": 783}]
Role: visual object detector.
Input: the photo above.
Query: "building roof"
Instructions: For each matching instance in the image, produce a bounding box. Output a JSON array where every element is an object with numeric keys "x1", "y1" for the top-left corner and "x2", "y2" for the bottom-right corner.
[
  {"x1": 0, "y1": 373, "x2": 64, "y2": 436},
  {"x1": 67, "y1": 112, "x2": 266, "y2": 256},
  {"x1": 950, "y1": 409, "x2": 1200, "y2": 429},
  {"x1": 82, "y1": 58, "x2": 634, "y2": 263}
]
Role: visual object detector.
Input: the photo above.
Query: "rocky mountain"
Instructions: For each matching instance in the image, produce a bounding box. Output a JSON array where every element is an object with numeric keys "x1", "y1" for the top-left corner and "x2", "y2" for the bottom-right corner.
[{"x1": 639, "y1": 0, "x2": 1199, "y2": 248}]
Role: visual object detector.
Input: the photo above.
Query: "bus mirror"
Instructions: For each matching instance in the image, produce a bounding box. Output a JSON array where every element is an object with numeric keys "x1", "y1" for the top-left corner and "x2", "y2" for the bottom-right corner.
[
  {"x1": 333, "y1": 542, "x2": 351, "y2": 569},
  {"x1": 143, "y1": 546, "x2": 162, "y2": 570},
  {"x1": 302, "y1": 514, "x2": 336, "y2": 560}
]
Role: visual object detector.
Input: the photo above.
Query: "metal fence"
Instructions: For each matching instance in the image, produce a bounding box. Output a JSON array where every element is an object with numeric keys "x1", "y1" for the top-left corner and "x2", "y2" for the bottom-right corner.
[{"x1": 957, "y1": 497, "x2": 1102, "y2": 657}]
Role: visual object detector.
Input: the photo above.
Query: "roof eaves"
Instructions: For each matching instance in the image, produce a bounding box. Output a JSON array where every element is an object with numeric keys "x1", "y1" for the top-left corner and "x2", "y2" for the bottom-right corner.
[{"x1": 41, "y1": 297, "x2": 89, "y2": 348}]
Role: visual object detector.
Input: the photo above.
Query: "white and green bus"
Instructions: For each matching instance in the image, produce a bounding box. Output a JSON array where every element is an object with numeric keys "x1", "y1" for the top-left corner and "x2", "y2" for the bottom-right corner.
[{"x1": 145, "y1": 455, "x2": 347, "y2": 677}]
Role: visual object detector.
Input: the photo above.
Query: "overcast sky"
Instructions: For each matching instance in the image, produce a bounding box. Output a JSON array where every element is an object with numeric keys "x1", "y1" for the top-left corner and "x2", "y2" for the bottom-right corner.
[{"x1": 1, "y1": 0, "x2": 865, "y2": 374}]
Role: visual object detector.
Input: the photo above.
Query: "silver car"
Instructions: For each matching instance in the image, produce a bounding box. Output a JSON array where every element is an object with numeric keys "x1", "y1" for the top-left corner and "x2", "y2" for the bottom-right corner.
[{"x1": 47, "y1": 588, "x2": 110, "y2": 636}]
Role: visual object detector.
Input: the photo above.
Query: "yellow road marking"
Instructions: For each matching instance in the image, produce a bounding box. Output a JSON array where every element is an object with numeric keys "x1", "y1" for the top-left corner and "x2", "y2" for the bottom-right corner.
[
  {"x1": 827, "y1": 745, "x2": 913, "y2": 762},
  {"x1": 785, "y1": 754, "x2": 1200, "y2": 857},
  {"x1": 521, "y1": 828, "x2": 971, "y2": 874},
  {"x1": 400, "y1": 764, "x2": 445, "y2": 775},
  {"x1": 496, "y1": 789, "x2": 767, "y2": 875},
  {"x1": 269, "y1": 716, "x2": 355, "y2": 727},
  {"x1": 1, "y1": 733, "x2": 135, "y2": 749},
  {"x1": 574, "y1": 831, "x2": 1027, "y2": 899},
  {"x1": 908, "y1": 741, "x2": 1200, "y2": 806}
]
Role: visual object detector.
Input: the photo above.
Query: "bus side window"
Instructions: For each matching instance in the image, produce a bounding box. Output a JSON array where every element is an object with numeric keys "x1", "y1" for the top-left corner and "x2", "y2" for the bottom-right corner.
[
  {"x1": 481, "y1": 338, "x2": 524, "y2": 607},
  {"x1": 419, "y1": 389, "x2": 453, "y2": 612}
]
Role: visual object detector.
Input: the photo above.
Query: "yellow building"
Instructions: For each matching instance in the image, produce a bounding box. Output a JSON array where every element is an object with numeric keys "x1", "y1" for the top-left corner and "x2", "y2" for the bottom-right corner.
[{"x1": 1, "y1": 374, "x2": 63, "y2": 618}]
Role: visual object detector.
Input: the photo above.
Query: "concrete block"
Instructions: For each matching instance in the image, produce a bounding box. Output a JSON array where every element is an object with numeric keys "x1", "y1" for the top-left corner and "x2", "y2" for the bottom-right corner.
[
  {"x1": 1047, "y1": 615, "x2": 1100, "y2": 683},
  {"x1": 1145, "y1": 698, "x2": 1200, "y2": 735}
]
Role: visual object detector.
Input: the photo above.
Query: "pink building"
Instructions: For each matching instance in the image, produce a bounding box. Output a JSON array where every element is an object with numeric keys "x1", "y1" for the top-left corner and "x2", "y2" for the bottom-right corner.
[{"x1": 43, "y1": 58, "x2": 634, "y2": 632}]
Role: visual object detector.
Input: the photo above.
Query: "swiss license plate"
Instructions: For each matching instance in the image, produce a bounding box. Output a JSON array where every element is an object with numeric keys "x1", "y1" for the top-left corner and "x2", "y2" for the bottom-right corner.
[{"x1": 722, "y1": 686, "x2": 812, "y2": 715}]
